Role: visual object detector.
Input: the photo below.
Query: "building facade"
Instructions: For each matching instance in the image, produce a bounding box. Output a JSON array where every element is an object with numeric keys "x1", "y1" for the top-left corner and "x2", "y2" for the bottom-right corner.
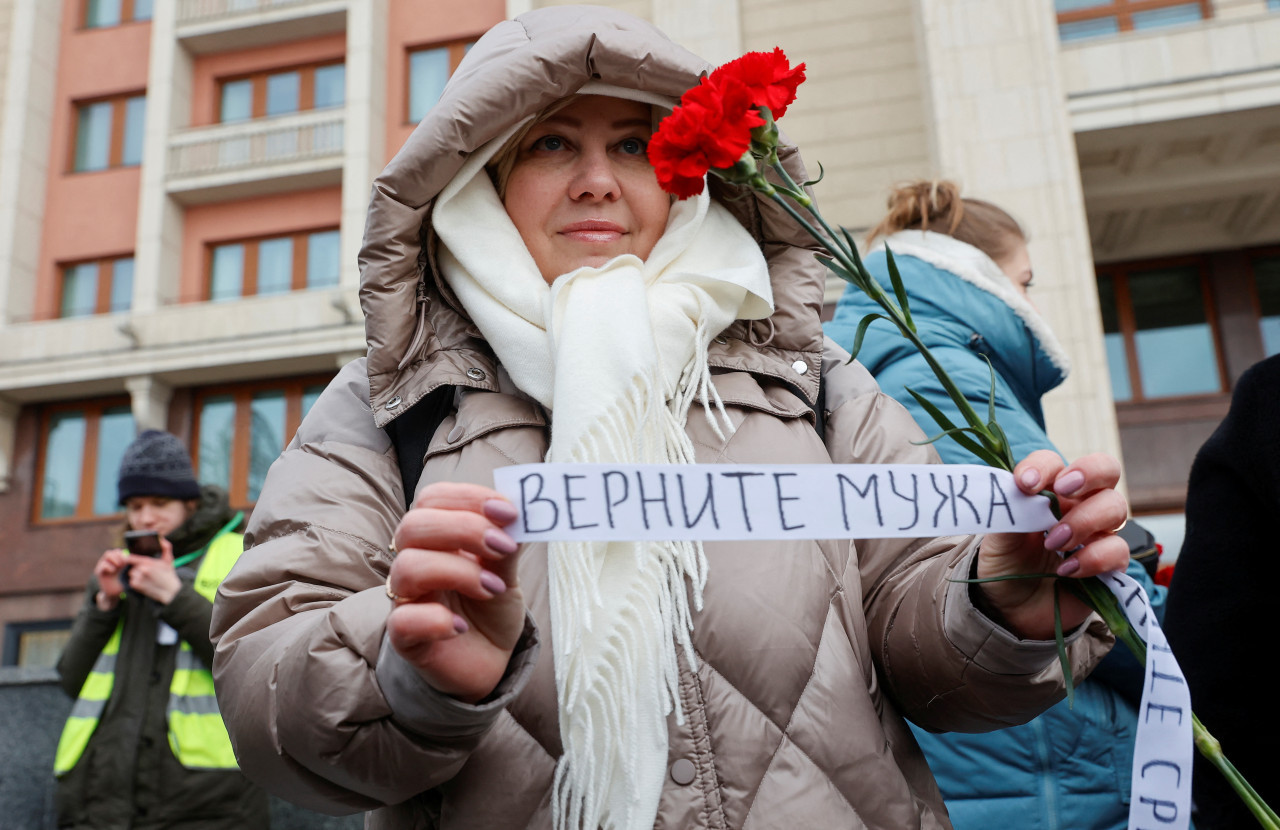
[{"x1": 2, "y1": 0, "x2": 1278, "y2": 666}]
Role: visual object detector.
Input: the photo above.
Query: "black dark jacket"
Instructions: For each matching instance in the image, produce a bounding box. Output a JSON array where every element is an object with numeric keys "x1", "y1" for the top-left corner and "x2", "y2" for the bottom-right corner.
[{"x1": 1164, "y1": 354, "x2": 1280, "y2": 829}]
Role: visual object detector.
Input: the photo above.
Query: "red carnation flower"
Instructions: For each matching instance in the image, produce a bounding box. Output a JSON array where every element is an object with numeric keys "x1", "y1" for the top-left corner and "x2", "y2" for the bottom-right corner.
[
  {"x1": 648, "y1": 75, "x2": 764, "y2": 199},
  {"x1": 709, "y1": 47, "x2": 806, "y2": 119}
]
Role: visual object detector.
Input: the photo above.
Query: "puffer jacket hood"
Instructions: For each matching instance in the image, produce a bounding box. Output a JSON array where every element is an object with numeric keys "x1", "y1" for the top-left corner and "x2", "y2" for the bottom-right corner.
[{"x1": 359, "y1": 4, "x2": 826, "y2": 427}]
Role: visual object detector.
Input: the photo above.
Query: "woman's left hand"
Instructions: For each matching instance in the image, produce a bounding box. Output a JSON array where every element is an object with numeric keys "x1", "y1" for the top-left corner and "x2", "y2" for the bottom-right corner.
[{"x1": 977, "y1": 450, "x2": 1130, "y2": 640}]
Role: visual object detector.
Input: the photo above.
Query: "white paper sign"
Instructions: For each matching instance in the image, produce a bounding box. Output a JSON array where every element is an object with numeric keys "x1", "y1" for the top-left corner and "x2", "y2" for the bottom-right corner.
[
  {"x1": 493, "y1": 463, "x2": 1056, "y2": 541},
  {"x1": 1099, "y1": 570, "x2": 1195, "y2": 830}
]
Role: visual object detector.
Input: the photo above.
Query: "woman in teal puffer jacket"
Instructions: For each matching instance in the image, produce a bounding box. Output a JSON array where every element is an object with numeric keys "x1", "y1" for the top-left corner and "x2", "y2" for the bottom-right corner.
[{"x1": 825, "y1": 180, "x2": 1165, "y2": 830}]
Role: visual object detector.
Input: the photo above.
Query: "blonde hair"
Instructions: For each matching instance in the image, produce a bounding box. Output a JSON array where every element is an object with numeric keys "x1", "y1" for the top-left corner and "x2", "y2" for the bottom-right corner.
[
  {"x1": 485, "y1": 96, "x2": 582, "y2": 201},
  {"x1": 868, "y1": 180, "x2": 1025, "y2": 264}
]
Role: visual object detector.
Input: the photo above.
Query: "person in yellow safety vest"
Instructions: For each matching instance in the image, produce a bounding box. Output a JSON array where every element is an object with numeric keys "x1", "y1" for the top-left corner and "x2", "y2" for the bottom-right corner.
[{"x1": 54, "y1": 430, "x2": 269, "y2": 830}]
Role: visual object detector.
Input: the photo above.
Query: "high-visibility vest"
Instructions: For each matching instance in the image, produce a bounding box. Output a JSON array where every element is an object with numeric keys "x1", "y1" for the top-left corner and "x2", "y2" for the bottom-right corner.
[{"x1": 54, "y1": 525, "x2": 244, "y2": 776}]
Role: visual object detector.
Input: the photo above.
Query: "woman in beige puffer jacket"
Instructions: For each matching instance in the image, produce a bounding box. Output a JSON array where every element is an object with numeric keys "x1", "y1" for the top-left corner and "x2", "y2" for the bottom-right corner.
[{"x1": 209, "y1": 7, "x2": 1128, "y2": 829}]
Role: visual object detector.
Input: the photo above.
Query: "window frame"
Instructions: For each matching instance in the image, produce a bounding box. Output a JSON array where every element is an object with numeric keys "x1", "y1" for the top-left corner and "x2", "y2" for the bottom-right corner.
[
  {"x1": 190, "y1": 375, "x2": 334, "y2": 508},
  {"x1": 3, "y1": 619, "x2": 75, "y2": 668},
  {"x1": 204, "y1": 227, "x2": 340, "y2": 301},
  {"x1": 69, "y1": 92, "x2": 146, "y2": 173},
  {"x1": 406, "y1": 40, "x2": 472, "y2": 124},
  {"x1": 216, "y1": 60, "x2": 345, "y2": 123},
  {"x1": 57, "y1": 254, "x2": 134, "y2": 318},
  {"x1": 1097, "y1": 254, "x2": 1229, "y2": 405},
  {"x1": 81, "y1": 0, "x2": 151, "y2": 29},
  {"x1": 32, "y1": 397, "x2": 134, "y2": 525},
  {"x1": 1056, "y1": 0, "x2": 1212, "y2": 35}
]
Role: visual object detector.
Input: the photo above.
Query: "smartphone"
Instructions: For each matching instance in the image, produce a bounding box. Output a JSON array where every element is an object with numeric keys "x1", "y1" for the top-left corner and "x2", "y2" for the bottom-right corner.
[{"x1": 123, "y1": 530, "x2": 162, "y2": 558}]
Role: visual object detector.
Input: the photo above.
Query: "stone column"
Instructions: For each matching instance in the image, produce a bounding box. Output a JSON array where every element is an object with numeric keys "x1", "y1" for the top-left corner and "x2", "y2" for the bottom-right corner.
[
  {"x1": 912, "y1": 0, "x2": 1123, "y2": 469},
  {"x1": 0, "y1": 395, "x2": 17, "y2": 492},
  {"x1": 0, "y1": 0, "x2": 60, "y2": 325},
  {"x1": 124, "y1": 375, "x2": 173, "y2": 433}
]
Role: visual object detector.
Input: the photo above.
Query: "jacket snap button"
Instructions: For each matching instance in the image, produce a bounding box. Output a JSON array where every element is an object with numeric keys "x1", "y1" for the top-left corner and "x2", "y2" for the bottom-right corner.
[
  {"x1": 446, "y1": 424, "x2": 465, "y2": 443},
  {"x1": 792, "y1": 360, "x2": 809, "y2": 375},
  {"x1": 466, "y1": 368, "x2": 486, "y2": 381},
  {"x1": 670, "y1": 758, "x2": 696, "y2": 785},
  {"x1": 385, "y1": 396, "x2": 401, "y2": 410}
]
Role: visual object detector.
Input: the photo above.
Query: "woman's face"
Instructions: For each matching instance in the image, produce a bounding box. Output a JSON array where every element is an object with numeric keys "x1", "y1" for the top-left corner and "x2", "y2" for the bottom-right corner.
[
  {"x1": 998, "y1": 241, "x2": 1034, "y2": 300},
  {"x1": 125, "y1": 496, "x2": 193, "y2": 537},
  {"x1": 502, "y1": 96, "x2": 672, "y2": 284}
]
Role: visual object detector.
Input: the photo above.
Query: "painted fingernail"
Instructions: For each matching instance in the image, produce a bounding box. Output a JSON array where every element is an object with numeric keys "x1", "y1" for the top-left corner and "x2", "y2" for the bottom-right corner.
[
  {"x1": 483, "y1": 499, "x2": 519, "y2": 525},
  {"x1": 479, "y1": 571, "x2": 507, "y2": 595},
  {"x1": 1044, "y1": 523, "x2": 1072, "y2": 551},
  {"x1": 453, "y1": 614, "x2": 469, "y2": 634},
  {"x1": 1056, "y1": 558, "x2": 1081, "y2": 577},
  {"x1": 1055, "y1": 470, "x2": 1085, "y2": 496},
  {"x1": 484, "y1": 528, "x2": 519, "y2": 556},
  {"x1": 1020, "y1": 469, "x2": 1041, "y2": 490}
]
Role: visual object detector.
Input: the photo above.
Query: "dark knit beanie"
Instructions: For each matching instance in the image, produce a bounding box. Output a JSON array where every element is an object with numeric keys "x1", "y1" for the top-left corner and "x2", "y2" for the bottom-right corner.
[{"x1": 117, "y1": 430, "x2": 202, "y2": 505}]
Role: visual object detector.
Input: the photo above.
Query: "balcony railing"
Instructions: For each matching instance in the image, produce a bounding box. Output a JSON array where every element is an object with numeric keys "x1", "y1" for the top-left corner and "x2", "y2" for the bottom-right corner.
[
  {"x1": 176, "y1": 0, "x2": 335, "y2": 25},
  {"x1": 168, "y1": 110, "x2": 344, "y2": 182}
]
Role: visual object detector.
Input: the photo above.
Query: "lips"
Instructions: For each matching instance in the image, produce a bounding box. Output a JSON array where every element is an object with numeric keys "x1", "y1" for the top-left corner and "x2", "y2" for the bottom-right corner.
[{"x1": 560, "y1": 220, "x2": 626, "y2": 243}]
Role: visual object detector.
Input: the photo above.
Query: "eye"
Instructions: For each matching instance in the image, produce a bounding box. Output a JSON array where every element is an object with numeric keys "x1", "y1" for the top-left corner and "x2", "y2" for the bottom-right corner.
[
  {"x1": 530, "y1": 134, "x2": 566, "y2": 152},
  {"x1": 618, "y1": 137, "x2": 647, "y2": 156}
]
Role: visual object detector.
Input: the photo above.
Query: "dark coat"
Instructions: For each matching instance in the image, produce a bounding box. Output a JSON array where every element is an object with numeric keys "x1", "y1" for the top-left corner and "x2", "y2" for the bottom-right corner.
[
  {"x1": 54, "y1": 487, "x2": 268, "y2": 830},
  {"x1": 1164, "y1": 354, "x2": 1280, "y2": 829}
]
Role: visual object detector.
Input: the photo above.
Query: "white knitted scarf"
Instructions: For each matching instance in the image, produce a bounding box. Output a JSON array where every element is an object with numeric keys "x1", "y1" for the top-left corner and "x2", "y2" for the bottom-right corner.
[{"x1": 432, "y1": 101, "x2": 773, "y2": 830}]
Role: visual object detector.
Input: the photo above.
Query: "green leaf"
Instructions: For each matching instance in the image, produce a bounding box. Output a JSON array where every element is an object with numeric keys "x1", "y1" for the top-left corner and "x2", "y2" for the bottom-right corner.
[
  {"x1": 883, "y1": 246, "x2": 915, "y2": 334},
  {"x1": 905, "y1": 388, "x2": 1006, "y2": 468},
  {"x1": 845, "y1": 313, "x2": 889, "y2": 363},
  {"x1": 802, "y1": 160, "x2": 825, "y2": 188},
  {"x1": 817, "y1": 254, "x2": 859, "y2": 285},
  {"x1": 1055, "y1": 580, "x2": 1075, "y2": 709},
  {"x1": 912, "y1": 425, "x2": 991, "y2": 448}
]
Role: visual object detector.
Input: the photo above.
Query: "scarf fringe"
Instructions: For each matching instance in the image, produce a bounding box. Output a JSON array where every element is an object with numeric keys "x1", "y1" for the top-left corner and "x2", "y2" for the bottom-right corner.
[{"x1": 550, "y1": 359, "x2": 713, "y2": 830}]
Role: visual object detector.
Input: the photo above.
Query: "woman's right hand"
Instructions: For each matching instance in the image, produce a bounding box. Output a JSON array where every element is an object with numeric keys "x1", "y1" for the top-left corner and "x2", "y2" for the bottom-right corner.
[
  {"x1": 386, "y1": 482, "x2": 525, "y2": 703},
  {"x1": 93, "y1": 549, "x2": 128, "y2": 611}
]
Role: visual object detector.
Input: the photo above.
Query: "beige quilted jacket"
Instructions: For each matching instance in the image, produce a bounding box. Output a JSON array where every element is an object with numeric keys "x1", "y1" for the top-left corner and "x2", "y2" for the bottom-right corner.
[{"x1": 209, "y1": 6, "x2": 1111, "y2": 829}]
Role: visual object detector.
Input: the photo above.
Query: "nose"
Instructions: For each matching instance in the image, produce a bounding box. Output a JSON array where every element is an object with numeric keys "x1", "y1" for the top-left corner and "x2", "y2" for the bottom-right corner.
[
  {"x1": 569, "y1": 146, "x2": 620, "y2": 202},
  {"x1": 136, "y1": 506, "x2": 158, "y2": 529}
]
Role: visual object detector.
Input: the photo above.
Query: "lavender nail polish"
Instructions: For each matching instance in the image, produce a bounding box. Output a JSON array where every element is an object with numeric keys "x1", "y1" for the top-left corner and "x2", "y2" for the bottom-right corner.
[
  {"x1": 1056, "y1": 558, "x2": 1081, "y2": 577},
  {"x1": 484, "y1": 528, "x2": 519, "y2": 556},
  {"x1": 483, "y1": 499, "x2": 519, "y2": 525},
  {"x1": 1044, "y1": 523, "x2": 1072, "y2": 551},
  {"x1": 1055, "y1": 470, "x2": 1085, "y2": 496},
  {"x1": 479, "y1": 571, "x2": 507, "y2": 595},
  {"x1": 453, "y1": 614, "x2": 470, "y2": 634}
]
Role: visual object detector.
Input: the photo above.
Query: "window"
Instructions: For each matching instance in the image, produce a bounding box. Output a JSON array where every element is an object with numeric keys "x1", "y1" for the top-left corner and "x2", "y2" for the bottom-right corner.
[
  {"x1": 83, "y1": 0, "x2": 152, "y2": 28},
  {"x1": 59, "y1": 256, "x2": 133, "y2": 318},
  {"x1": 1254, "y1": 255, "x2": 1280, "y2": 357},
  {"x1": 408, "y1": 41, "x2": 472, "y2": 122},
  {"x1": 207, "y1": 228, "x2": 340, "y2": 301},
  {"x1": 193, "y1": 376, "x2": 332, "y2": 505},
  {"x1": 217, "y1": 62, "x2": 345, "y2": 122},
  {"x1": 36, "y1": 400, "x2": 135, "y2": 522},
  {"x1": 3, "y1": 620, "x2": 74, "y2": 668},
  {"x1": 1096, "y1": 261, "x2": 1224, "y2": 402},
  {"x1": 1056, "y1": 0, "x2": 1210, "y2": 41},
  {"x1": 73, "y1": 93, "x2": 146, "y2": 172}
]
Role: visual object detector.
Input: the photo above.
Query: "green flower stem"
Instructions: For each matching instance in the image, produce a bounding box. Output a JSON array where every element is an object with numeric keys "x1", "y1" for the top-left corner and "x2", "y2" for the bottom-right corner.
[{"x1": 744, "y1": 159, "x2": 1279, "y2": 828}]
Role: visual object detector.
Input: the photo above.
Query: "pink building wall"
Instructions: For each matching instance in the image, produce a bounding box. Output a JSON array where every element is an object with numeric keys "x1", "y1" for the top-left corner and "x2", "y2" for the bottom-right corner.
[
  {"x1": 34, "y1": 0, "x2": 151, "y2": 320},
  {"x1": 384, "y1": 0, "x2": 505, "y2": 163}
]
